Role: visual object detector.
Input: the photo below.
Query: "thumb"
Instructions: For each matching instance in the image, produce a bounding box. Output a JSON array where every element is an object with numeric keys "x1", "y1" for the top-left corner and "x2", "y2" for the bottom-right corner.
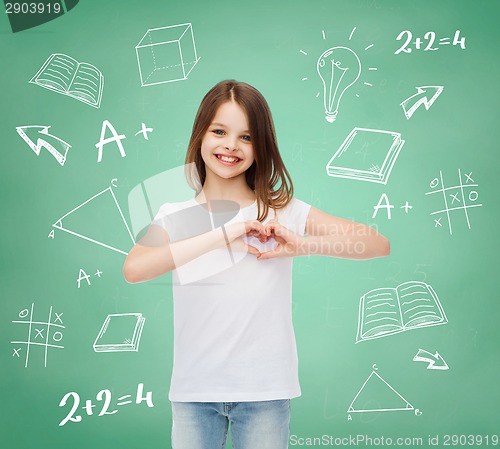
[
  {"x1": 256, "y1": 245, "x2": 283, "y2": 260},
  {"x1": 229, "y1": 237, "x2": 261, "y2": 256}
]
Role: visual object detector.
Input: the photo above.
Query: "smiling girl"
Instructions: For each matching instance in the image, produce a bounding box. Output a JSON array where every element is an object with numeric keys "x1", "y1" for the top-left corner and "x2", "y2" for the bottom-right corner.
[{"x1": 123, "y1": 80, "x2": 390, "y2": 449}]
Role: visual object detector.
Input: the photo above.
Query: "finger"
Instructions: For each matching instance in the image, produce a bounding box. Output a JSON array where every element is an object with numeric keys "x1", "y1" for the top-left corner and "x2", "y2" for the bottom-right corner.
[
  {"x1": 246, "y1": 244, "x2": 261, "y2": 256},
  {"x1": 229, "y1": 221, "x2": 263, "y2": 241},
  {"x1": 229, "y1": 237, "x2": 261, "y2": 256},
  {"x1": 273, "y1": 235, "x2": 287, "y2": 245},
  {"x1": 247, "y1": 231, "x2": 269, "y2": 244},
  {"x1": 250, "y1": 220, "x2": 265, "y2": 231},
  {"x1": 264, "y1": 220, "x2": 280, "y2": 233},
  {"x1": 258, "y1": 234, "x2": 270, "y2": 243},
  {"x1": 247, "y1": 221, "x2": 269, "y2": 240},
  {"x1": 268, "y1": 222, "x2": 290, "y2": 239},
  {"x1": 257, "y1": 245, "x2": 283, "y2": 260},
  {"x1": 263, "y1": 220, "x2": 275, "y2": 236}
]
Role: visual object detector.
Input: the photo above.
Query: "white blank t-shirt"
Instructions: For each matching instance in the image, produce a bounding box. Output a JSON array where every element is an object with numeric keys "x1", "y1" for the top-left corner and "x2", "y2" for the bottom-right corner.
[{"x1": 154, "y1": 197, "x2": 311, "y2": 402}]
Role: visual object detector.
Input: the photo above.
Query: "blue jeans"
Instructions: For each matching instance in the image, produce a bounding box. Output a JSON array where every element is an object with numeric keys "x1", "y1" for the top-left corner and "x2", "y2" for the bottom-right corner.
[{"x1": 171, "y1": 400, "x2": 291, "y2": 449}]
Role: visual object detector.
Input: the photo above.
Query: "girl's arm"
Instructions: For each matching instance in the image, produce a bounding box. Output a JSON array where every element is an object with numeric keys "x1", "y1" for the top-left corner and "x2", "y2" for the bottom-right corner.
[
  {"x1": 122, "y1": 221, "x2": 264, "y2": 283},
  {"x1": 258, "y1": 206, "x2": 390, "y2": 260},
  {"x1": 303, "y1": 206, "x2": 390, "y2": 259}
]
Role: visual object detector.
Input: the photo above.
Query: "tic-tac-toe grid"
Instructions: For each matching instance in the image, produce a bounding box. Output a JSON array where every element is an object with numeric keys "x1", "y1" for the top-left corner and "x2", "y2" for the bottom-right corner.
[
  {"x1": 425, "y1": 169, "x2": 482, "y2": 235},
  {"x1": 11, "y1": 303, "x2": 65, "y2": 368}
]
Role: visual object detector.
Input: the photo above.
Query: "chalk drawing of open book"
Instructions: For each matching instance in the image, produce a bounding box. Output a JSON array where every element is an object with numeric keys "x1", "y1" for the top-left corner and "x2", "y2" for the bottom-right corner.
[
  {"x1": 30, "y1": 53, "x2": 104, "y2": 108},
  {"x1": 356, "y1": 281, "x2": 447, "y2": 343}
]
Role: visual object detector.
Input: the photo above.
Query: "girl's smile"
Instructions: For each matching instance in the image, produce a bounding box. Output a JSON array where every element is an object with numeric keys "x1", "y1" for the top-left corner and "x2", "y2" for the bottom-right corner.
[{"x1": 214, "y1": 153, "x2": 241, "y2": 165}]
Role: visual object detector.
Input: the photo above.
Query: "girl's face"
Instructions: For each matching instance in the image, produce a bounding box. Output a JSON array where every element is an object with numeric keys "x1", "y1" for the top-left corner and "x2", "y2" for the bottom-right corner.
[{"x1": 200, "y1": 101, "x2": 255, "y2": 182}]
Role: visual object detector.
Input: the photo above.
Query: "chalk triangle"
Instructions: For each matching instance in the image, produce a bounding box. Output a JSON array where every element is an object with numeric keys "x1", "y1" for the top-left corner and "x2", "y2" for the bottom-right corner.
[
  {"x1": 52, "y1": 187, "x2": 134, "y2": 255},
  {"x1": 348, "y1": 370, "x2": 414, "y2": 413}
]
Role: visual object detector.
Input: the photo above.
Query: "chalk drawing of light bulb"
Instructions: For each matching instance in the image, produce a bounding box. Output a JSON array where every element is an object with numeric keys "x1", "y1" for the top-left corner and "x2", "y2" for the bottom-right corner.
[{"x1": 317, "y1": 46, "x2": 361, "y2": 123}]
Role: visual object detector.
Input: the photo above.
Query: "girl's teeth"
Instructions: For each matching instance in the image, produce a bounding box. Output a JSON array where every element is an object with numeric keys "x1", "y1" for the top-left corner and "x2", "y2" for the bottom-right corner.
[{"x1": 218, "y1": 155, "x2": 238, "y2": 162}]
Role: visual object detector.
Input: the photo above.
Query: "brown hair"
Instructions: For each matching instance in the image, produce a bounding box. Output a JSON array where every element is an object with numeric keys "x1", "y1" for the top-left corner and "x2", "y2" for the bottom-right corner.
[{"x1": 185, "y1": 80, "x2": 294, "y2": 221}]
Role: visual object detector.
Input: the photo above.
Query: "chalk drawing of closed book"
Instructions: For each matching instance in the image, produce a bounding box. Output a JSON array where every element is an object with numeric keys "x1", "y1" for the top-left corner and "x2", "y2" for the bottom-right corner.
[
  {"x1": 356, "y1": 281, "x2": 447, "y2": 343},
  {"x1": 30, "y1": 53, "x2": 104, "y2": 108},
  {"x1": 326, "y1": 127, "x2": 405, "y2": 185},
  {"x1": 93, "y1": 313, "x2": 145, "y2": 352}
]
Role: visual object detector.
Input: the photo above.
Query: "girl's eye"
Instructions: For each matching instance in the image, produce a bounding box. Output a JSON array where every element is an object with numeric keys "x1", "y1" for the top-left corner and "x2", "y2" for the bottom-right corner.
[
  {"x1": 212, "y1": 129, "x2": 225, "y2": 135},
  {"x1": 242, "y1": 135, "x2": 251, "y2": 142}
]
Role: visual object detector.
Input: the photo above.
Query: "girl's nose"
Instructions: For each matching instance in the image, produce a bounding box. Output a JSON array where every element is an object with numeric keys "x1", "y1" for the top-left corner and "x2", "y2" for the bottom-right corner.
[{"x1": 224, "y1": 139, "x2": 238, "y2": 152}]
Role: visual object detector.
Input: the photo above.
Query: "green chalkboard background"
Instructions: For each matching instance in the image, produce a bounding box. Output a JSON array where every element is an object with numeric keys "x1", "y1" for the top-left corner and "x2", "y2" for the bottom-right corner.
[{"x1": 1, "y1": 0, "x2": 499, "y2": 448}]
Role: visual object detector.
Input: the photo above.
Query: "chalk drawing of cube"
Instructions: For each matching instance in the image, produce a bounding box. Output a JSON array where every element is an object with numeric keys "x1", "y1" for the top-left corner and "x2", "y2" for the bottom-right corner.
[{"x1": 135, "y1": 23, "x2": 200, "y2": 87}]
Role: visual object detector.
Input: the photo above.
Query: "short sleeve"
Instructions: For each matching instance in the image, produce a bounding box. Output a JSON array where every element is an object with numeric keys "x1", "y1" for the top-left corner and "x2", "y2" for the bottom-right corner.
[
  {"x1": 276, "y1": 197, "x2": 312, "y2": 236},
  {"x1": 152, "y1": 202, "x2": 174, "y2": 234},
  {"x1": 151, "y1": 199, "x2": 226, "y2": 243},
  {"x1": 152, "y1": 201, "x2": 198, "y2": 241}
]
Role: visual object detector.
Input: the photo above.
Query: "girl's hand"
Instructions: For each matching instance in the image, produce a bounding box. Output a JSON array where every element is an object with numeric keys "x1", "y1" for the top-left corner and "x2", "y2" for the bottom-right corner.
[
  {"x1": 257, "y1": 220, "x2": 306, "y2": 260},
  {"x1": 225, "y1": 220, "x2": 269, "y2": 256}
]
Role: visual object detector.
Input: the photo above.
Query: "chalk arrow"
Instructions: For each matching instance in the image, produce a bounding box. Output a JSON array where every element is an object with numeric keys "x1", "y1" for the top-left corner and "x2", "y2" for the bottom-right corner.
[
  {"x1": 413, "y1": 348, "x2": 449, "y2": 370},
  {"x1": 16, "y1": 125, "x2": 71, "y2": 166},
  {"x1": 400, "y1": 86, "x2": 444, "y2": 120}
]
